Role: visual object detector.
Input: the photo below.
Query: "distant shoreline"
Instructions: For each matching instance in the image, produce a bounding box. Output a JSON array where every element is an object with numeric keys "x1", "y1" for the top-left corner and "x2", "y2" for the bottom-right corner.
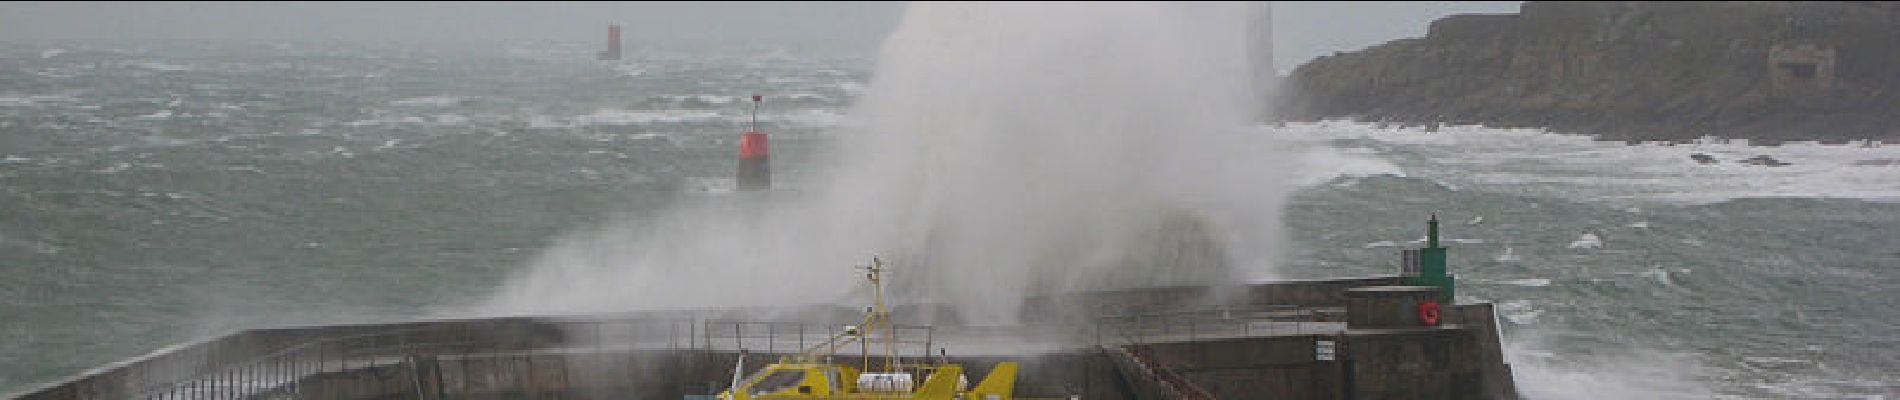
[
  {"x1": 1270, "y1": 117, "x2": 1894, "y2": 147},
  {"x1": 1274, "y1": 118, "x2": 1892, "y2": 148},
  {"x1": 1275, "y1": 1, "x2": 1900, "y2": 144}
]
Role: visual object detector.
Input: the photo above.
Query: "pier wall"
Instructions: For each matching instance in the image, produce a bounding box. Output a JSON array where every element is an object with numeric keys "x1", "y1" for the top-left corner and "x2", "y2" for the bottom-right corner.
[
  {"x1": 1127, "y1": 323, "x2": 1514, "y2": 400},
  {"x1": 11, "y1": 277, "x2": 1516, "y2": 400},
  {"x1": 256, "y1": 350, "x2": 1122, "y2": 400},
  {"x1": 1019, "y1": 277, "x2": 1407, "y2": 324},
  {"x1": 1135, "y1": 335, "x2": 1347, "y2": 398}
]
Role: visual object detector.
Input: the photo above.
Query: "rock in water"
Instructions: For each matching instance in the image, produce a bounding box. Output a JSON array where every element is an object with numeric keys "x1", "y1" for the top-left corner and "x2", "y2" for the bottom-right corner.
[
  {"x1": 1568, "y1": 233, "x2": 1604, "y2": 249},
  {"x1": 1738, "y1": 155, "x2": 1790, "y2": 167}
]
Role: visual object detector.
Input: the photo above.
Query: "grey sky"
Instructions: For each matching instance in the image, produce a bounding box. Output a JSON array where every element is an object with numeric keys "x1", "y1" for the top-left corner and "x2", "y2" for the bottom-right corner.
[{"x1": 0, "y1": 1, "x2": 1522, "y2": 70}]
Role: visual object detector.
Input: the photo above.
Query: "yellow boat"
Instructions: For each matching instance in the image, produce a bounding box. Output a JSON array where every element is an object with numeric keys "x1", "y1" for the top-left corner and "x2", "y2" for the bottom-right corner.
[{"x1": 710, "y1": 258, "x2": 1019, "y2": 400}]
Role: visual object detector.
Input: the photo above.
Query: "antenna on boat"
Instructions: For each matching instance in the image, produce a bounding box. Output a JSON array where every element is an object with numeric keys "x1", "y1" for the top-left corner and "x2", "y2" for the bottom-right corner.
[
  {"x1": 878, "y1": 257, "x2": 898, "y2": 372},
  {"x1": 857, "y1": 256, "x2": 900, "y2": 372},
  {"x1": 726, "y1": 349, "x2": 747, "y2": 400},
  {"x1": 784, "y1": 257, "x2": 907, "y2": 369}
]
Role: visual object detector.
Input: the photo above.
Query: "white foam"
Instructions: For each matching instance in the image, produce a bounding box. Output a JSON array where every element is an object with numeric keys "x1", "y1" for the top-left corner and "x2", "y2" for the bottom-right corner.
[
  {"x1": 128, "y1": 61, "x2": 192, "y2": 72},
  {"x1": 31, "y1": 95, "x2": 81, "y2": 104},
  {"x1": 1497, "y1": 300, "x2": 1544, "y2": 324},
  {"x1": 758, "y1": 109, "x2": 845, "y2": 127},
  {"x1": 1281, "y1": 120, "x2": 1900, "y2": 204},
  {"x1": 1278, "y1": 137, "x2": 1406, "y2": 185},
  {"x1": 390, "y1": 96, "x2": 463, "y2": 107},
  {"x1": 1641, "y1": 267, "x2": 1676, "y2": 287},
  {"x1": 346, "y1": 113, "x2": 469, "y2": 127},
  {"x1": 778, "y1": 93, "x2": 833, "y2": 102},
  {"x1": 1740, "y1": 356, "x2": 1811, "y2": 368},
  {"x1": 575, "y1": 109, "x2": 723, "y2": 125},
  {"x1": 433, "y1": 114, "x2": 470, "y2": 125},
  {"x1": 1567, "y1": 233, "x2": 1604, "y2": 249},
  {"x1": 1502, "y1": 329, "x2": 1722, "y2": 399},
  {"x1": 526, "y1": 115, "x2": 574, "y2": 129},
  {"x1": 658, "y1": 94, "x2": 737, "y2": 104},
  {"x1": 1499, "y1": 278, "x2": 1550, "y2": 287},
  {"x1": 94, "y1": 162, "x2": 132, "y2": 174},
  {"x1": 1494, "y1": 246, "x2": 1521, "y2": 262},
  {"x1": 482, "y1": 3, "x2": 1289, "y2": 320},
  {"x1": 681, "y1": 176, "x2": 735, "y2": 195},
  {"x1": 836, "y1": 81, "x2": 867, "y2": 95},
  {"x1": 531, "y1": 108, "x2": 846, "y2": 129},
  {"x1": 613, "y1": 64, "x2": 646, "y2": 77}
]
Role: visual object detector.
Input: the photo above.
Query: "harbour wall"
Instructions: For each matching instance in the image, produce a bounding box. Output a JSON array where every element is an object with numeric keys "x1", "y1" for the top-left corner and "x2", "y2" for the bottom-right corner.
[{"x1": 11, "y1": 276, "x2": 1516, "y2": 400}]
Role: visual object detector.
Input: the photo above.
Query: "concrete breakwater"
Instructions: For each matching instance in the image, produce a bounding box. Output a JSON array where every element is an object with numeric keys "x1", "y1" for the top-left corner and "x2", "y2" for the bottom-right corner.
[{"x1": 11, "y1": 276, "x2": 1517, "y2": 400}]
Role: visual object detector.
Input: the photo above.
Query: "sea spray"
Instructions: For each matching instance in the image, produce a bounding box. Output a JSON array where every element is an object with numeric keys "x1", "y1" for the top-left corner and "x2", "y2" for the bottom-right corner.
[
  {"x1": 1503, "y1": 330, "x2": 1716, "y2": 399},
  {"x1": 481, "y1": 2, "x2": 1296, "y2": 323}
]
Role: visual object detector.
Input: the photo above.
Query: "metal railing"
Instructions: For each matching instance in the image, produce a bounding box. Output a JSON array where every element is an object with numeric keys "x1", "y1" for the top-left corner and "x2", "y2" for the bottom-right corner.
[
  {"x1": 693, "y1": 320, "x2": 936, "y2": 360},
  {"x1": 1091, "y1": 304, "x2": 1348, "y2": 400},
  {"x1": 128, "y1": 322, "x2": 553, "y2": 400},
  {"x1": 36, "y1": 315, "x2": 941, "y2": 400},
  {"x1": 1102, "y1": 345, "x2": 1214, "y2": 400},
  {"x1": 1094, "y1": 304, "x2": 1347, "y2": 345},
  {"x1": 1098, "y1": 316, "x2": 1214, "y2": 400},
  {"x1": 20, "y1": 299, "x2": 1372, "y2": 400}
]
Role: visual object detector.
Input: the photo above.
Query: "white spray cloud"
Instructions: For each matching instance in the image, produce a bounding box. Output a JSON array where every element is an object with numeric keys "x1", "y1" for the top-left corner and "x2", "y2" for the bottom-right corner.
[
  {"x1": 1502, "y1": 331, "x2": 1717, "y2": 399},
  {"x1": 480, "y1": 2, "x2": 1297, "y2": 323}
]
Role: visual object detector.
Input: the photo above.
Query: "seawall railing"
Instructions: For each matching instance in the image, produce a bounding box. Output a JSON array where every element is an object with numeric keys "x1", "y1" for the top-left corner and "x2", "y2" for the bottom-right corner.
[{"x1": 13, "y1": 277, "x2": 1422, "y2": 400}]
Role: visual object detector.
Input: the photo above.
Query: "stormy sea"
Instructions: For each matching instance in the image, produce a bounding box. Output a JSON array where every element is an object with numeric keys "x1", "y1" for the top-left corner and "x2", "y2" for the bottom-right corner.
[{"x1": 4, "y1": 37, "x2": 1899, "y2": 400}]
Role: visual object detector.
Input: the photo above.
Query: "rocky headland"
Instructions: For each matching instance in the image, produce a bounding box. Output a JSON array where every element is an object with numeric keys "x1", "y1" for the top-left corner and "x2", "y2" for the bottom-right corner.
[{"x1": 1278, "y1": 1, "x2": 1900, "y2": 144}]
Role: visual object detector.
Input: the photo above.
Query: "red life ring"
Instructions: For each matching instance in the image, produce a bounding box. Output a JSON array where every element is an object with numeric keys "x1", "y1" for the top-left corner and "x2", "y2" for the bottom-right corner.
[{"x1": 1418, "y1": 300, "x2": 1443, "y2": 326}]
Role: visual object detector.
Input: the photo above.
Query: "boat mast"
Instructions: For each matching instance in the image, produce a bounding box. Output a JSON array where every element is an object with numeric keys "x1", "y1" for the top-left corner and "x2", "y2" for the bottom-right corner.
[
  {"x1": 786, "y1": 257, "x2": 900, "y2": 368},
  {"x1": 859, "y1": 257, "x2": 895, "y2": 372},
  {"x1": 869, "y1": 257, "x2": 898, "y2": 372}
]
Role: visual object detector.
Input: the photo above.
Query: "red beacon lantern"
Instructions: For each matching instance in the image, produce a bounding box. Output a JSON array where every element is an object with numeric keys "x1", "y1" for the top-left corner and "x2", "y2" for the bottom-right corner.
[{"x1": 736, "y1": 94, "x2": 770, "y2": 190}]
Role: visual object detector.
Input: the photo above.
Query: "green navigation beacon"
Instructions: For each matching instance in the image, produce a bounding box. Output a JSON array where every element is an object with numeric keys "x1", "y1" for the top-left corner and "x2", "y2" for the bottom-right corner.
[{"x1": 1400, "y1": 214, "x2": 1456, "y2": 302}]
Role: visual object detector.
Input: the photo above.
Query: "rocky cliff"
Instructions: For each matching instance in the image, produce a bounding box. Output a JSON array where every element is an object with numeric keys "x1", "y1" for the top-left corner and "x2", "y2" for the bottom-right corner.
[{"x1": 1278, "y1": 1, "x2": 1900, "y2": 143}]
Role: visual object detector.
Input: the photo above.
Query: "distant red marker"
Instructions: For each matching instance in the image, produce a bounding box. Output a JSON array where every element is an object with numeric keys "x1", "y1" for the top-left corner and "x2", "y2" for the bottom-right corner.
[{"x1": 737, "y1": 94, "x2": 770, "y2": 190}]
